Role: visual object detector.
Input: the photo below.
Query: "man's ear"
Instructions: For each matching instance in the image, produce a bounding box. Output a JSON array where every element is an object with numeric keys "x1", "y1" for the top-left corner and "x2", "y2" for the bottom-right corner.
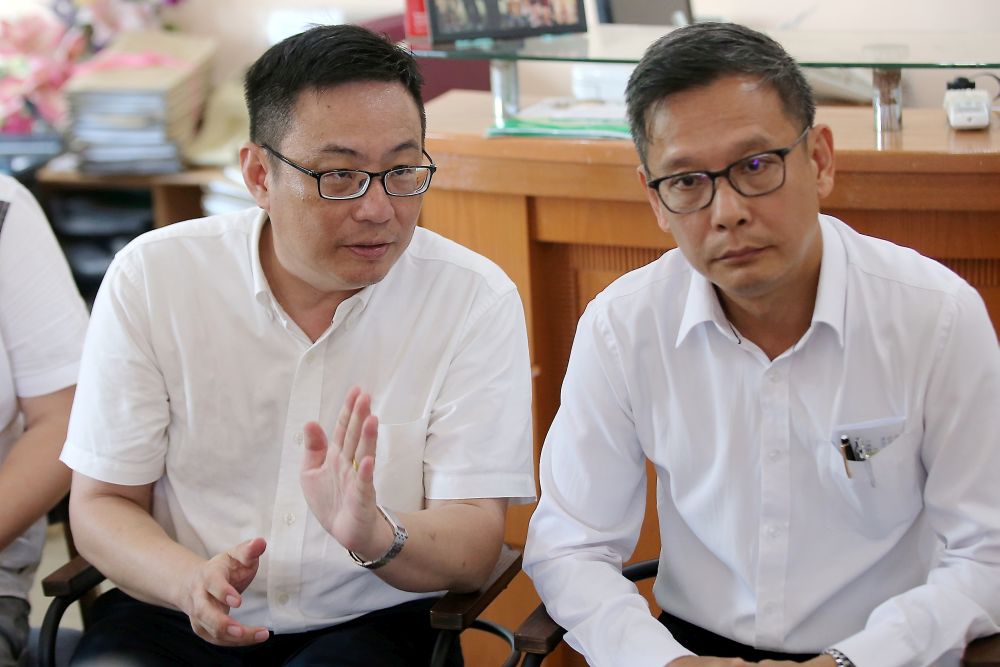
[
  {"x1": 809, "y1": 124, "x2": 836, "y2": 199},
  {"x1": 637, "y1": 164, "x2": 671, "y2": 234},
  {"x1": 240, "y1": 142, "x2": 271, "y2": 210}
]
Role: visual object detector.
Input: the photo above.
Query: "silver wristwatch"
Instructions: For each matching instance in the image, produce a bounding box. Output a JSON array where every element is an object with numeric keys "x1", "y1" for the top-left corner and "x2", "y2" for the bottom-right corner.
[
  {"x1": 822, "y1": 648, "x2": 856, "y2": 667},
  {"x1": 349, "y1": 505, "x2": 408, "y2": 570}
]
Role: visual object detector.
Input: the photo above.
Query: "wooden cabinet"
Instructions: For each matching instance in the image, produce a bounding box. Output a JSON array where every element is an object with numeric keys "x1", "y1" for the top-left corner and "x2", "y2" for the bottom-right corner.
[{"x1": 421, "y1": 90, "x2": 1000, "y2": 666}]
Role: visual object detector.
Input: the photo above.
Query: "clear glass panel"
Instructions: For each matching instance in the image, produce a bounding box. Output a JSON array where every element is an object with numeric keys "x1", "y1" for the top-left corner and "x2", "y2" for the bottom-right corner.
[{"x1": 409, "y1": 24, "x2": 1000, "y2": 69}]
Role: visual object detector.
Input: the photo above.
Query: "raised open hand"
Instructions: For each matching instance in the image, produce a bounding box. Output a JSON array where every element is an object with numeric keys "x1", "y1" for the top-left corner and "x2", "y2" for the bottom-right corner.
[{"x1": 300, "y1": 386, "x2": 384, "y2": 556}]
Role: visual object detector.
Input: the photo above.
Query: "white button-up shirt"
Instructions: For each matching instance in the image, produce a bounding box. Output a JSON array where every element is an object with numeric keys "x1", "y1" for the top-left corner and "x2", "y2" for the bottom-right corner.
[
  {"x1": 0, "y1": 175, "x2": 88, "y2": 599},
  {"x1": 524, "y1": 215, "x2": 1000, "y2": 667},
  {"x1": 62, "y1": 208, "x2": 535, "y2": 632}
]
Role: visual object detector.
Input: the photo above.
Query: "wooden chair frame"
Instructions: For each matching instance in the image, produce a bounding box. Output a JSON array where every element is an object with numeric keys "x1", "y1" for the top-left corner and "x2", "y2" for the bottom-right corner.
[{"x1": 39, "y1": 543, "x2": 524, "y2": 667}]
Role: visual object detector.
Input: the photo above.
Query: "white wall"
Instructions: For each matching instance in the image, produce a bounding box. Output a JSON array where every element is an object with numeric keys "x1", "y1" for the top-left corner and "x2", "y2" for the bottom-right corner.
[{"x1": 162, "y1": 0, "x2": 402, "y2": 85}]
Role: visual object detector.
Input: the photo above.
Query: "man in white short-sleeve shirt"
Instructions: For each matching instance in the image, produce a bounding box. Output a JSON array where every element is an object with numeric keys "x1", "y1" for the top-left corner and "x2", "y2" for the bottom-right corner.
[
  {"x1": 0, "y1": 174, "x2": 88, "y2": 666},
  {"x1": 62, "y1": 25, "x2": 534, "y2": 667},
  {"x1": 523, "y1": 23, "x2": 1000, "y2": 667}
]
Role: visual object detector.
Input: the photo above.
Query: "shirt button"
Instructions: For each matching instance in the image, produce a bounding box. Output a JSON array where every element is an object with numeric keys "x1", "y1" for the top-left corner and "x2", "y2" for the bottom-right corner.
[
  {"x1": 277, "y1": 593, "x2": 289, "y2": 606},
  {"x1": 294, "y1": 432, "x2": 304, "y2": 446},
  {"x1": 284, "y1": 512, "x2": 296, "y2": 526},
  {"x1": 768, "y1": 372, "x2": 781, "y2": 383},
  {"x1": 766, "y1": 526, "x2": 780, "y2": 538},
  {"x1": 767, "y1": 450, "x2": 780, "y2": 461}
]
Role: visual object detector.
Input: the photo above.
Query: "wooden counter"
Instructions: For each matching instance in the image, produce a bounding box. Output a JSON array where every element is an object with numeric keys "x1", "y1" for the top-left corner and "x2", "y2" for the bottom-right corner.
[{"x1": 421, "y1": 90, "x2": 1000, "y2": 666}]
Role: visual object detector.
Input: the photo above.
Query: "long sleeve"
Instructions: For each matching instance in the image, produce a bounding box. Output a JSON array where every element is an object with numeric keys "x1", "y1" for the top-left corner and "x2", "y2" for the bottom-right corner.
[
  {"x1": 523, "y1": 304, "x2": 692, "y2": 667},
  {"x1": 834, "y1": 285, "x2": 1000, "y2": 667}
]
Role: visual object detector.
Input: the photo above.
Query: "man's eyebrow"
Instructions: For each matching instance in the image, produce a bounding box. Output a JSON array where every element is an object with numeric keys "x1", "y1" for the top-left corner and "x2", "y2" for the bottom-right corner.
[
  {"x1": 656, "y1": 135, "x2": 783, "y2": 175},
  {"x1": 316, "y1": 140, "x2": 422, "y2": 162}
]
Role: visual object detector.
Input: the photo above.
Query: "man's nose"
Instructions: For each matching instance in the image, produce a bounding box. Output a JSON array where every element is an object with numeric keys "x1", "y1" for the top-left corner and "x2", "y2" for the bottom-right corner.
[
  {"x1": 352, "y1": 179, "x2": 394, "y2": 223},
  {"x1": 708, "y1": 176, "x2": 750, "y2": 229}
]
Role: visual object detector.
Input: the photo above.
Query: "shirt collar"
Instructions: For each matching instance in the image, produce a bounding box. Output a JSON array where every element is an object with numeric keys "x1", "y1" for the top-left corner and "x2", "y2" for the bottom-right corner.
[
  {"x1": 809, "y1": 215, "x2": 846, "y2": 348},
  {"x1": 675, "y1": 215, "x2": 847, "y2": 349},
  {"x1": 250, "y1": 209, "x2": 271, "y2": 308},
  {"x1": 249, "y1": 209, "x2": 377, "y2": 327}
]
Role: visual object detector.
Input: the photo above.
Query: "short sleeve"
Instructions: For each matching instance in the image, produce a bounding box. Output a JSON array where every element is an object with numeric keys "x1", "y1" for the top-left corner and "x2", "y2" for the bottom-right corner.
[
  {"x1": 422, "y1": 286, "x2": 536, "y2": 504},
  {"x1": 0, "y1": 176, "x2": 89, "y2": 398},
  {"x1": 60, "y1": 251, "x2": 170, "y2": 486}
]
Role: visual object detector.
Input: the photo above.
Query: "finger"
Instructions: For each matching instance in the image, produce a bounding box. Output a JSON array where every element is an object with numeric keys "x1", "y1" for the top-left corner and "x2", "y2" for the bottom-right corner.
[
  {"x1": 222, "y1": 621, "x2": 271, "y2": 645},
  {"x1": 190, "y1": 593, "x2": 258, "y2": 646},
  {"x1": 341, "y1": 391, "x2": 371, "y2": 468},
  {"x1": 203, "y1": 573, "x2": 241, "y2": 610},
  {"x1": 332, "y1": 386, "x2": 362, "y2": 447},
  {"x1": 301, "y1": 421, "x2": 329, "y2": 473},
  {"x1": 196, "y1": 612, "x2": 269, "y2": 647},
  {"x1": 353, "y1": 414, "x2": 379, "y2": 484}
]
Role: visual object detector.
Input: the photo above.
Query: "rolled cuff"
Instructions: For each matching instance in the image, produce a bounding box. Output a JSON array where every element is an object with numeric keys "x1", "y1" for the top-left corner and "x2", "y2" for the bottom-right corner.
[{"x1": 425, "y1": 470, "x2": 536, "y2": 505}]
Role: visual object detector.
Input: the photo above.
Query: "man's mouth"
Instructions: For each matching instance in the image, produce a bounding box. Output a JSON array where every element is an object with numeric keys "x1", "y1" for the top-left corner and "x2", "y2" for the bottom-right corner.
[
  {"x1": 346, "y1": 242, "x2": 390, "y2": 259},
  {"x1": 716, "y1": 246, "x2": 766, "y2": 262}
]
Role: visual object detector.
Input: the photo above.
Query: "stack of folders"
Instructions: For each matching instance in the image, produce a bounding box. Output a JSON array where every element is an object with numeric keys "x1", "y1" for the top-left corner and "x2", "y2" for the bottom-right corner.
[{"x1": 64, "y1": 30, "x2": 217, "y2": 175}]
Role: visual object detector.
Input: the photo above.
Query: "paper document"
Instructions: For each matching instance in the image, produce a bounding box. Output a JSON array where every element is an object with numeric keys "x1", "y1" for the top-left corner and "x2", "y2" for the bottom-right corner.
[{"x1": 488, "y1": 97, "x2": 630, "y2": 140}]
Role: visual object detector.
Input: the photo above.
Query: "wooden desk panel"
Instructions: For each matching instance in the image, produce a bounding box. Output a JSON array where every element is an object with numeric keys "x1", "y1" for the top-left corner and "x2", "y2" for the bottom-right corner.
[
  {"x1": 422, "y1": 90, "x2": 1000, "y2": 667},
  {"x1": 36, "y1": 166, "x2": 224, "y2": 228}
]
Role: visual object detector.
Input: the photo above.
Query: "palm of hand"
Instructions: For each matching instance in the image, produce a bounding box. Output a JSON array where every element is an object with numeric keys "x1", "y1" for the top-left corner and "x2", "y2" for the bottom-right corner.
[
  {"x1": 299, "y1": 388, "x2": 381, "y2": 554},
  {"x1": 300, "y1": 449, "x2": 374, "y2": 548}
]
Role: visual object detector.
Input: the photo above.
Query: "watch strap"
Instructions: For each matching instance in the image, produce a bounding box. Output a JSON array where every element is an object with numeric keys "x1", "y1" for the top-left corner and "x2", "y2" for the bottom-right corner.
[
  {"x1": 349, "y1": 505, "x2": 408, "y2": 570},
  {"x1": 822, "y1": 648, "x2": 856, "y2": 667}
]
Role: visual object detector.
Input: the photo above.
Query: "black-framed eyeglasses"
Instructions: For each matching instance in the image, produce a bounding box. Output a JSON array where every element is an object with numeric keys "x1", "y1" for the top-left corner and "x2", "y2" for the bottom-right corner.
[
  {"x1": 645, "y1": 126, "x2": 812, "y2": 214},
  {"x1": 261, "y1": 144, "x2": 437, "y2": 200}
]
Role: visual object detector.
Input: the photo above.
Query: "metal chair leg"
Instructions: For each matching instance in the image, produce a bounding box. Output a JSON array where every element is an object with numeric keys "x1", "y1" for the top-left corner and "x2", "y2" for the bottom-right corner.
[{"x1": 38, "y1": 596, "x2": 73, "y2": 667}]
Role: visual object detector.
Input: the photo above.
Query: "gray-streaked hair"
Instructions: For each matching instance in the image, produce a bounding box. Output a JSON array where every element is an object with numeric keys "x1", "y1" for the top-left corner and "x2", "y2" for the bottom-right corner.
[{"x1": 625, "y1": 22, "x2": 815, "y2": 169}]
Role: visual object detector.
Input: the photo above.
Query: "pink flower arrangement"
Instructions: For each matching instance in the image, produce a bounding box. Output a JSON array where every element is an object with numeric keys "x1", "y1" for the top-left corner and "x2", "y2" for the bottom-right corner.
[
  {"x1": 0, "y1": 12, "x2": 87, "y2": 132},
  {"x1": 0, "y1": 0, "x2": 185, "y2": 134},
  {"x1": 71, "y1": 0, "x2": 185, "y2": 52}
]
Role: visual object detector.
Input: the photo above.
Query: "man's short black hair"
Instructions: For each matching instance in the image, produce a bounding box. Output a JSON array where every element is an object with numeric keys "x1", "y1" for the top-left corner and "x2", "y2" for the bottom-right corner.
[
  {"x1": 625, "y1": 22, "x2": 815, "y2": 169},
  {"x1": 244, "y1": 23, "x2": 426, "y2": 150}
]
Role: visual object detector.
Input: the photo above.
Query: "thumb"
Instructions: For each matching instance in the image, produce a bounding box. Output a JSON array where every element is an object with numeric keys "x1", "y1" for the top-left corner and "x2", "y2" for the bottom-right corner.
[
  {"x1": 230, "y1": 537, "x2": 267, "y2": 567},
  {"x1": 301, "y1": 421, "x2": 329, "y2": 472}
]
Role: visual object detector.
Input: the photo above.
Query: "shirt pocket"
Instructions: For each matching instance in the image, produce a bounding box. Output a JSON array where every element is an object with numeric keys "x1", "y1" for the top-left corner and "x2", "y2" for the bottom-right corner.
[
  {"x1": 372, "y1": 416, "x2": 429, "y2": 513},
  {"x1": 822, "y1": 420, "x2": 924, "y2": 537}
]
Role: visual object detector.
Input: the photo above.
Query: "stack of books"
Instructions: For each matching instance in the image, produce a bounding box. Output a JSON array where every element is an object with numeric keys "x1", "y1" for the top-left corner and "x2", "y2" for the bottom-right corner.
[
  {"x1": 200, "y1": 166, "x2": 255, "y2": 217},
  {"x1": 0, "y1": 131, "x2": 63, "y2": 177},
  {"x1": 64, "y1": 30, "x2": 217, "y2": 175}
]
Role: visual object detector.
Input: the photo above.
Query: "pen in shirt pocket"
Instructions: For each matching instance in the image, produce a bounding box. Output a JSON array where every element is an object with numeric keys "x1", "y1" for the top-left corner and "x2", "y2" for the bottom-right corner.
[
  {"x1": 838, "y1": 434, "x2": 876, "y2": 487},
  {"x1": 832, "y1": 416, "x2": 905, "y2": 488}
]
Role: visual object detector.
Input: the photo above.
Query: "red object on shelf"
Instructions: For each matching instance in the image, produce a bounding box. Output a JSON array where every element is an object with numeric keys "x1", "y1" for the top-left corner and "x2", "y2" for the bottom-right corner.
[{"x1": 404, "y1": 0, "x2": 428, "y2": 39}]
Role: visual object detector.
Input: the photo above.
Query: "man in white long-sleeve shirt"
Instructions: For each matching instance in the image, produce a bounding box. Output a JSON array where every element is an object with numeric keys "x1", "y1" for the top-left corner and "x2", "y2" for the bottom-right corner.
[{"x1": 523, "y1": 22, "x2": 1000, "y2": 667}]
